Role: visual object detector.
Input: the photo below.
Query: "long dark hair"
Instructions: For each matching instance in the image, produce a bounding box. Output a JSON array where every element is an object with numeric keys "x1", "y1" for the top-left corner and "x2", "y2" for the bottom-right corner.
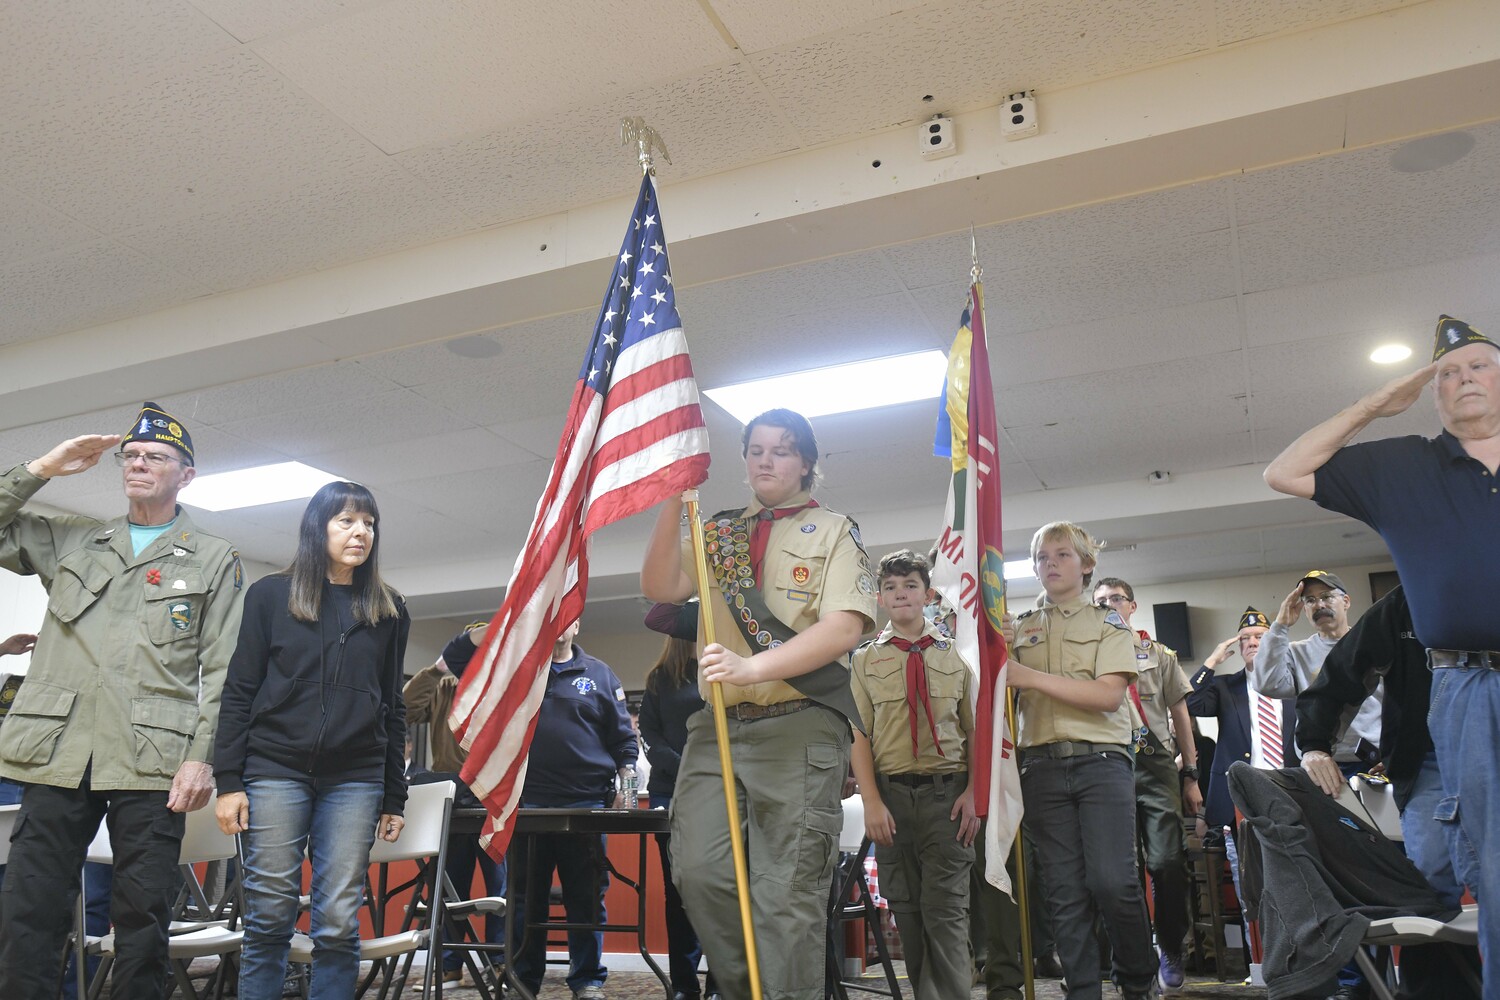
[
  {"x1": 645, "y1": 636, "x2": 697, "y2": 694},
  {"x1": 284, "y1": 481, "x2": 399, "y2": 625}
]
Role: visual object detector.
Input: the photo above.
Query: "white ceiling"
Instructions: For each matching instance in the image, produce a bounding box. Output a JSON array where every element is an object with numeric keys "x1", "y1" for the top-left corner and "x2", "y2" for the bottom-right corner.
[{"x1": 2, "y1": 0, "x2": 1498, "y2": 633}]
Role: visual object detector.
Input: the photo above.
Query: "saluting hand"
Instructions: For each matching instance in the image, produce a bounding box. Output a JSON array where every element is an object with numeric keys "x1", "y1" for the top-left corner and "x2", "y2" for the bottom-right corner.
[
  {"x1": 27, "y1": 434, "x2": 122, "y2": 479},
  {"x1": 1203, "y1": 636, "x2": 1239, "y2": 670},
  {"x1": 1275, "y1": 583, "x2": 1304, "y2": 628},
  {"x1": 1358, "y1": 362, "x2": 1437, "y2": 420}
]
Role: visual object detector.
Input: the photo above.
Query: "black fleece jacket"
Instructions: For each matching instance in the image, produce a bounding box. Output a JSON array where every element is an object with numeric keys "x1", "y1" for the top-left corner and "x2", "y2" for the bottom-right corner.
[{"x1": 214, "y1": 574, "x2": 410, "y2": 815}]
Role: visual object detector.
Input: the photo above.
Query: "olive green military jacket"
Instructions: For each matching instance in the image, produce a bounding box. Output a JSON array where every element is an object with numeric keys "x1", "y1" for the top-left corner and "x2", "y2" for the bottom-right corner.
[{"x1": 0, "y1": 463, "x2": 244, "y2": 791}]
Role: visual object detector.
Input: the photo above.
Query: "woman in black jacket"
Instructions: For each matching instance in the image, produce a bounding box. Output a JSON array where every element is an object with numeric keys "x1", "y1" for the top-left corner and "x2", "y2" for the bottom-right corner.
[
  {"x1": 214, "y1": 482, "x2": 409, "y2": 1000},
  {"x1": 639, "y1": 623, "x2": 718, "y2": 1000}
]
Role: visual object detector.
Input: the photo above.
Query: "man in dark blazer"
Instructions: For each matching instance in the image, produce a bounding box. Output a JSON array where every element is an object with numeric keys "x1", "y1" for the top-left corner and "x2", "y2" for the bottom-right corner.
[{"x1": 1186, "y1": 607, "x2": 1297, "y2": 835}]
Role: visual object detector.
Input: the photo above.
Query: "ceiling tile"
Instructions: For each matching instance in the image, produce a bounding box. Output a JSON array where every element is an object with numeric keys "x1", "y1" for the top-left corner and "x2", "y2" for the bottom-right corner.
[
  {"x1": 114, "y1": 158, "x2": 475, "y2": 296},
  {"x1": 1213, "y1": 0, "x2": 1416, "y2": 45},
  {"x1": 749, "y1": 0, "x2": 1214, "y2": 145},
  {"x1": 0, "y1": 242, "x2": 200, "y2": 347},
  {"x1": 0, "y1": 183, "x2": 106, "y2": 271},
  {"x1": 256, "y1": 0, "x2": 733, "y2": 153},
  {"x1": 187, "y1": 0, "x2": 386, "y2": 43},
  {"x1": 0, "y1": 49, "x2": 389, "y2": 234},
  {"x1": 0, "y1": 0, "x2": 237, "y2": 121},
  {"x1": 397, "y1": 60, "x2": 800, "y2": 228},
  {"x1": 709, "y1": 0, "x2": 914, "y2": 53},
  {"x1": 308, "y1": 427, "x2": 539, "y2": 485},
  {"x1": 159, "y1": 362, "x2": 400, "y2": 427},
  {"x1": 214, "y1": 389, "x2": 467, "y2": 456}
]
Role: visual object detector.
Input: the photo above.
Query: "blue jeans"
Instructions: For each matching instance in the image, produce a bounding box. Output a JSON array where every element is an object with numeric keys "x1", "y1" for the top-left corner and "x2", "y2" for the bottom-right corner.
[
  {"x1": 237, "y1": 779, "x2": 383, "y2": 1000},
  {"x1": 1020, "y1": 751, "x2": 1156, "y2": 1000},
  {"x1": 507, "y1": 798, "x2": 609, "y2": 993},
  {"x1": 1402, "y1": 753, "x2": 1466, "y2": 908},
  {"x1": 1428, "y1": 667, "x2": 1494, "y2": 980}
]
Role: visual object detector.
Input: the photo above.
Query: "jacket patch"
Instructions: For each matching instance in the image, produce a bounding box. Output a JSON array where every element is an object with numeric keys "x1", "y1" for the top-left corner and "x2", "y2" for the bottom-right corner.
[
  {"x1": 572, "y1": 676, "x2": 596, "y2": 695},
  {"x1": 169, "y1": 601, "x2": 192, "y2": 632}
]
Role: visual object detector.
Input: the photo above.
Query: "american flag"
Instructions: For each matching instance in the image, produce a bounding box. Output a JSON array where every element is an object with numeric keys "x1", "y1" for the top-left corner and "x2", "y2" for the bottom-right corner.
[
  {"x1": 930, "y1": 281, "x2": 1021, "y2": 895},
  {"x1": 450, "y1": 173, "x2": 711, "y2": 857}
]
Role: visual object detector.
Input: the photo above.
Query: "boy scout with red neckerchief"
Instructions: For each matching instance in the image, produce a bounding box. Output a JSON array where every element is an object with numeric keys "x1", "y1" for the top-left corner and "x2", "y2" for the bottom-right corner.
[{"x1": 850, "y1": 549, "x2": 979, "y2": 1000}]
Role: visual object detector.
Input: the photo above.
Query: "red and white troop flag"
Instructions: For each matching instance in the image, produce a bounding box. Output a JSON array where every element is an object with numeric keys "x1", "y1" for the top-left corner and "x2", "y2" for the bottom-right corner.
[
  {"x1": 930, "y1": 281, "x2": 1022, "y2": 895},
  {"x1": 450, "y1": 174, "x2": 711, "y2": 858}
]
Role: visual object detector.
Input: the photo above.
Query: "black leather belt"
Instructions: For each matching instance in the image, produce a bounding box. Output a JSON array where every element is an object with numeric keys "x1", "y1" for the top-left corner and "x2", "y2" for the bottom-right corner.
[
  {"x1": 1021, "y1": 740, "x2": 1131, "y2": 760},
  {"x1": 724, "y1": 698, "x2": 813, "y2": 721},
  {"x1": 1428, "y1": 649, "x2": 1500, "y2": 670},
  {"x1": 884, "y1": 772, "x2": 961, "y2": 787}
]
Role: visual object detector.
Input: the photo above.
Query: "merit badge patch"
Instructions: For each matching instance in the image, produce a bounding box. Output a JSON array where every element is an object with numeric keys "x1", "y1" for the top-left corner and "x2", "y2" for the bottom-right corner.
[
  {"x1": 792, "y1": 565, "x2": 810, "y2": 586},
  {"x1": 572, "y1": 677, "x2": 597, "y2": 695},
  {"x1": 169, "y1": 601, "x2": 192, "y2": 632}
]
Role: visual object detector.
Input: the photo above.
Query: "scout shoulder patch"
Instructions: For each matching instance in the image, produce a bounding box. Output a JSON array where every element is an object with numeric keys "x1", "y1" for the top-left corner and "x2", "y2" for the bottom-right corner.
[
  {"x1": 1103, "y1": 609, "x2": 1129, "y2": 630},
  {"x1": 232, "y1": 550, "x2": 243, "y2": 590}
]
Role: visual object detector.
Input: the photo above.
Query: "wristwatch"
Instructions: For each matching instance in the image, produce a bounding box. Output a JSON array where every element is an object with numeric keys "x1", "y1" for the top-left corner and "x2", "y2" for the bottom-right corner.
[{"x1": 1179, "y1": 765, "x2": 1199, "y2": 780}]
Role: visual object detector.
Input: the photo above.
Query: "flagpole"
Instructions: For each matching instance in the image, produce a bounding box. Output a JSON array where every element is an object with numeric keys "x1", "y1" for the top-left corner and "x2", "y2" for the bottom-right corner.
[
  {"x1": 972, "y1": 228, "x2": 1035, "y2": 1000},
  {"x1": 683, "y1": 490, "x2": 764, "y2": 1000}
]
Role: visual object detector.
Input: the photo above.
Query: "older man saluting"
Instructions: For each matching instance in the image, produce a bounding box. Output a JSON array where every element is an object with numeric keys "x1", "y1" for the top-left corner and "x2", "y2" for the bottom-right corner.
[
  {"x1": 1264, "y1": 315, "x2": 1499, "y2": 990},
  {"x1": 0, "y1": 404, "x2": 244, "y2": 1000}
]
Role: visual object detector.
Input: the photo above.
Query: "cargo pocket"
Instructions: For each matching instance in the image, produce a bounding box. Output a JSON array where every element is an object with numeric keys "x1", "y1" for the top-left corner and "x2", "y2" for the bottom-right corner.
[
  {"x1": 1433, "y1": 794, "x2": 1482, "y2": 892},
  {"x1": 144, "y1": 573, "x2": 208, "y2": 644},
  {"x1": 791, "y1": 805, "x2": 843, "y2": 891},
  {"x1": 132, "y1": 697, "x2": 196, "y2": 777},
  {"x1": 0, "y1": 680, "x2": 76, "y2": 765},
  {"x1": 49, "y1": 552, "x2": 111, "y2": 625}
]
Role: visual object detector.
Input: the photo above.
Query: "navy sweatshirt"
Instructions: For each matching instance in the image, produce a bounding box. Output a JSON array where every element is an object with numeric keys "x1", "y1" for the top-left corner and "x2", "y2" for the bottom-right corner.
[{"x1": 522, "y1": 644, "x2": 637, "y2": 806}]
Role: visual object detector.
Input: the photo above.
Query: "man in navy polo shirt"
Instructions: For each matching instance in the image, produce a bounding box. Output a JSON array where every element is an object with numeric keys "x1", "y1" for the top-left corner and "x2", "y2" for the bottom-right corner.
[
  {"x1": 508, "y1": 620, "x2": 638, "y2": 1000},
  {"x1": 1264, "y1": 314, "x2": 1498, "y2": 987}
]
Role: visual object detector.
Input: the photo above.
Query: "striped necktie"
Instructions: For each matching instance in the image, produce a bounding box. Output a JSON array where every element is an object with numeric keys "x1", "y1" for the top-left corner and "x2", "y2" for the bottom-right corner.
[{"x1": 1252, "y1": 692, "x2": 1284, "y2": 769}]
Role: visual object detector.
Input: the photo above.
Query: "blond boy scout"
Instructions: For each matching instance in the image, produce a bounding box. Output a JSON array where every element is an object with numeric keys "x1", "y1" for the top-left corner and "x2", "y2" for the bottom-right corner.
[
  {"x1": 850, "y1": 549, "x2": 977, "y2": 1000},
  {"x1": 0, "y1": 405, "x2": 243, "y2": 1000},
  {"x1": 1004, "y1": 522, "x2": 1157, "y2": 1000}
]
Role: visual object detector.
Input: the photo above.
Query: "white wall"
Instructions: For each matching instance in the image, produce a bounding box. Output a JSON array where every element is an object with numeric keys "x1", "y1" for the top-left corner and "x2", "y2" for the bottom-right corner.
[{"x1": 0, "y1": 570, "x2": 48, "y2": 675}]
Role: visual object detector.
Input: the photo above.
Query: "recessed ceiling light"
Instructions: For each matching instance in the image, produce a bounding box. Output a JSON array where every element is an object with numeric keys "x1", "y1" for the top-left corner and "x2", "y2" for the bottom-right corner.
[
  {"x1": 1370, "y1": 343, "x2": 1413, "y2": 365},
  {"x1": 179, "y1": 462, "x2": 342, "y2": 512},
  {"x1": 703, "y1": 350, "x2": 950, "y2": 423},
  {"x1": 445, "y1": 334, "x2": 503, "y2": 358},
  {"x1": 1389, "y1": 131, "x2": 1475, "y2": 173},
  {"x1": 1003, "y1": 558, "x2": 1032, "y2": 581}
]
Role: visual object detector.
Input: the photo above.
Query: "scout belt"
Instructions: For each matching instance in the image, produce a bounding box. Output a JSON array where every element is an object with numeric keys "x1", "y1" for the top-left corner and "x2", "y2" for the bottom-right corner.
[{"x1": 703, "y1": 509, "x2": 861, "y2": 728}]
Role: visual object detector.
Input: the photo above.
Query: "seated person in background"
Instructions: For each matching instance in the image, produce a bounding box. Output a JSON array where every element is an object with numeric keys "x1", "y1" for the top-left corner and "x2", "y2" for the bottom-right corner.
[
  {"x1": 1296, "y1": 584, "x2": 1479, "y2": 999},
  {"x1": 1001, "y1": 522, "x2": 1157, "y2": 1000},
  {"x1": 850, "y1": 549, "x2": 978, "y2": 1000},
  {"x1": 403, "y1": 620, "x2": 506, "y2": 986}
]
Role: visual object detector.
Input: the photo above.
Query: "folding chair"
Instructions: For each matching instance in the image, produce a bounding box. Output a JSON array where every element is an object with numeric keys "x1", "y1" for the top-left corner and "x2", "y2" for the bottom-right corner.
[
  {"x1": 825, "y1": 795, "x2": 901, "y2": 1000},
  {"x1": 85, "y1": 805, "x2": 244, "y2": 1000},
  {"x1": 287, "y1": 779, "x2": 455, "y2": 1000}
]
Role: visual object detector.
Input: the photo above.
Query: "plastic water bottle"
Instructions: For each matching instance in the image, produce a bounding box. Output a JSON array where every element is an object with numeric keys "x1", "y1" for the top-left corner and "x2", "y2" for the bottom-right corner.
[{"x1": 622, "y1": 768, "x2": 639, "y2": 809}]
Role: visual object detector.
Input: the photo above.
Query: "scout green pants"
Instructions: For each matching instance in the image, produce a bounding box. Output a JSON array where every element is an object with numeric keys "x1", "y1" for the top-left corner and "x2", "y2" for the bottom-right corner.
[
  {"x1": 671, "y1": 706, "x2": 848, "y2": 1000},
  {"x1": 874, "y1": 772, "x2": 974, "y2": 1000}
]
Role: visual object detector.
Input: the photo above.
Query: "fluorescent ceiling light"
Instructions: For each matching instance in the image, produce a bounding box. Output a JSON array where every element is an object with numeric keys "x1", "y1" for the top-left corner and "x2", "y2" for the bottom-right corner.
[
  {"x1": 179, "y1": 462, "x2": 342, "y2": 512},
  {"x1": 1369, "y1": 343, "x2": 1413, "y2": 365},
  {"x1": 1003, "y1": 559, "x2": 1033, "y2": 581},
  {"x1": 704, "y1": 350, "x2": 950, "y2": 423}
]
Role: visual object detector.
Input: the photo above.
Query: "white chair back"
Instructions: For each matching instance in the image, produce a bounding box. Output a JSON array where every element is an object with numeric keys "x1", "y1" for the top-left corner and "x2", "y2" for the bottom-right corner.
[
  {"x1": 839, "y1": 794, "x2": 865, "y2": 853},
  {"x1": 369, "y1": 780, "x2": 454, "y2": 864},
  {"x1": 84, "y1": 817, "x2": 113, "y2": 865},
  {"x1": 0, "y1": 804, "x2": 18, "y2": 866},
  {"x1": 179, "y1": 804, "x2": 237, "y2": 864}
]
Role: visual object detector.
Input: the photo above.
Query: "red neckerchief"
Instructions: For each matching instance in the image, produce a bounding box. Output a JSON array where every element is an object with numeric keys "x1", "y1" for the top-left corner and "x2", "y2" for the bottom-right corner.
[
  {"x1": 888, "y1": 634, "x2": 944, "y2": 758},
  {"x1": 748, "y1": 498, "x2": 819, "y2": 588}
]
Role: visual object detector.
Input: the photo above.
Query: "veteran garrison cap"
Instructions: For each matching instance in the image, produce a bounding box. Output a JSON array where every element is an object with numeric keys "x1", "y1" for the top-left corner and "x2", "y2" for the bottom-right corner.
[
  {"x1": 1432, "y1": 314, "x2": 1498, "y2": 363},
  {"x1": 1238, "y1": 606, "x2": 1270, "y2": 631},
  {"x1": 122, "y1": 401, "x2": 193, "y2": 464},
  {"x1": 1297, "y1": 569, "x2": 1347, "y2": 594}
]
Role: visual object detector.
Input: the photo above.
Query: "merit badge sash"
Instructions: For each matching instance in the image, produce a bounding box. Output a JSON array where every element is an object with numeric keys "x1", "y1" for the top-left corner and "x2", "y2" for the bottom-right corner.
[{"x1": 703, "y1": 509, "x2": 862, "y2": 731}]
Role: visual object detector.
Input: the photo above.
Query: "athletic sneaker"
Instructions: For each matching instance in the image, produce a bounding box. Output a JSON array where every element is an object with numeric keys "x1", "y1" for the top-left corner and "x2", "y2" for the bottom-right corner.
[{"x1": 1158, "y1": 949, "x2": 1185, "y2": 993}]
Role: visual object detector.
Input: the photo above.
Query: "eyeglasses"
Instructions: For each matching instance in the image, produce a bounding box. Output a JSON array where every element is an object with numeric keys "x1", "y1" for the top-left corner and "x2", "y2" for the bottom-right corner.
[
  {"x1": 1096, "y1": 594, "x2": 1133, "y2": 607},
  {"x1": 1300, "y1": 592, "x2": 1345, "y2": 607},
  {"x1": 114, "y1": 450, "x2": 181, "y2": 469}
]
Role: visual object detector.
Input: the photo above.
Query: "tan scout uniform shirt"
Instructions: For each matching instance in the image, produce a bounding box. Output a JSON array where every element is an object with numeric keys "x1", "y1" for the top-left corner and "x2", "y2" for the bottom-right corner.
[
  {"x1": 1127, "y1": 632, "x2": 1191, "y2": 755},
  {"x1": 0, "y1": 464, "x2": 244, "y2": 791},
  {"x1": 852, "y1": 621, "x2": 972, "y2": 775},
  {"x1": 684, "y1": 491, "x2": 876, "y2": 706},
  {"x1": 402, "y1": 663, "x2": 465, "y2": 774},
  {"x1": 1012, "y1": 592, "x2": 1137, "y2": 748}
]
